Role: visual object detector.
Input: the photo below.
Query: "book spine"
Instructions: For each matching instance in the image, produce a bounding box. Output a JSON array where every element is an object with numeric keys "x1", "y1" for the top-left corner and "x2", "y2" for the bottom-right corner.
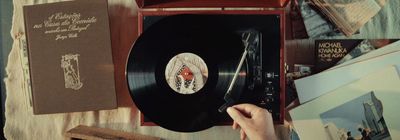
[{"x1": 22, "y1": 6, "x2": 37, "y2": 114}]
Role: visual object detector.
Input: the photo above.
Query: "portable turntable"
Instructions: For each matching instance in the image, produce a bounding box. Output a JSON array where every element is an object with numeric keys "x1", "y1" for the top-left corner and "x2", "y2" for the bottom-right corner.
[{"x1": 126, "y1": 0, "x2": 288, "y2": 132}]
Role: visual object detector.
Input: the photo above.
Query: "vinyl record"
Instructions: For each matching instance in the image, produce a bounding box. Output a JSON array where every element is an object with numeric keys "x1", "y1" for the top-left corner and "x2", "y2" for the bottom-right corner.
[{"x1": 126, "y1": 15, "x2": 247, "y2": 132}]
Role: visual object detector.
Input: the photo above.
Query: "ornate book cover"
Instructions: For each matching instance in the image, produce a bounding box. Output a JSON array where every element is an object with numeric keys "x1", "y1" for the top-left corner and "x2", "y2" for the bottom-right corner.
[{"x1": 23, "y1": 0, "x2": 117, "y2": 114}]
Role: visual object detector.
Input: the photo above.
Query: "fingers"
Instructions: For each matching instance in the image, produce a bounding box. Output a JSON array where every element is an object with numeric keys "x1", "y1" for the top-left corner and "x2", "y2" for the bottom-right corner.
[
  {"x1": 232, "y1": 121, "x2": 239, "y2": 130},
  {"x1": 227, "y1": 107, "x2": 248, "y2": 128},
  {"x1": 232, "y1": 103, "x2": 263, "y2": 117},
  {"x1": 232, "y1": 121, "x2": 246, "y2": 140},
  {"x1": 240, "y1": 129, "x2": 247, "y2": 140}
]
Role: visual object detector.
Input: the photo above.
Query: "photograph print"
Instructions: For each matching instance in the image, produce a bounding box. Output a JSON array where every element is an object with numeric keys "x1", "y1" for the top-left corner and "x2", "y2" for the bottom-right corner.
[{"x1": 320, "y1": 91, "x2": 391, "y2": 140}]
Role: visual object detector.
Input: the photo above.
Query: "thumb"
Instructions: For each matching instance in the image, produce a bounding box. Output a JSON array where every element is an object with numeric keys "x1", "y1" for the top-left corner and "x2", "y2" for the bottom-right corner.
[{"x1": 227, "y1": 107, "x2": 248, "y2": 128}]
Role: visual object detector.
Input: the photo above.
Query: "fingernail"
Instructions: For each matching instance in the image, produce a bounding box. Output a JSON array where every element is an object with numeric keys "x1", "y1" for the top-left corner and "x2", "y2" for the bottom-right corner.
[{"x1": 226, "y1": 107, "x2": 232, "y2": 113}]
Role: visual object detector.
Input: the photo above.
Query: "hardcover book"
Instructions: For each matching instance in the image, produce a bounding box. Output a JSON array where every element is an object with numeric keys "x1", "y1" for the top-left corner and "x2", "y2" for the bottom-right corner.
[{"x1": 23, "y1": 0, "x2": 117, "y2": 114}]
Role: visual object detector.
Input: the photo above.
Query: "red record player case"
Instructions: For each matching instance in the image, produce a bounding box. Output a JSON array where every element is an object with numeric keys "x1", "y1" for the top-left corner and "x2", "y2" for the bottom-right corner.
[{"x1": 134, "y1": 0, "x2": 288, "y2": 126}]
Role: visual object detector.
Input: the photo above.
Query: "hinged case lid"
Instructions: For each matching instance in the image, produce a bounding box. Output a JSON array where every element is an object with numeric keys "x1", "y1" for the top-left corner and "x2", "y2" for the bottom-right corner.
[{"x1": 135, "y1": 0, "x2": 289, "y2": 8}]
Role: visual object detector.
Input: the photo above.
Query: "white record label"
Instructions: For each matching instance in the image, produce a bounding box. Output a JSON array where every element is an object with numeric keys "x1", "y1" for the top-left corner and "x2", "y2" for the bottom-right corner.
[{"x1": 165, "y1": 53, "x2": 208, "y2": 94}]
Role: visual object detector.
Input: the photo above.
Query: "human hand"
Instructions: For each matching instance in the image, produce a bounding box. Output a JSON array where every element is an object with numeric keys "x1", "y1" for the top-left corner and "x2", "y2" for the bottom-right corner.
[{"x1": 227, "y1": 104, "x2": 277, "y2": 140}]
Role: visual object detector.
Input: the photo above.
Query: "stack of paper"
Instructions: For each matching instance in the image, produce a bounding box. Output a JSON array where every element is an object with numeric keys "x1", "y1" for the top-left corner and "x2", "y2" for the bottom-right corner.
[{"x1": 290, "y1": 41, "x2": 400, "y2": 139}]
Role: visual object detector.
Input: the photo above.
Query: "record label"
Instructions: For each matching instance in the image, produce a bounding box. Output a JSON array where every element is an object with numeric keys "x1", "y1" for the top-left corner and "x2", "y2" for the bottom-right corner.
[{"x1": 165, "y1": 53, "x2": 208, "y2": 95}]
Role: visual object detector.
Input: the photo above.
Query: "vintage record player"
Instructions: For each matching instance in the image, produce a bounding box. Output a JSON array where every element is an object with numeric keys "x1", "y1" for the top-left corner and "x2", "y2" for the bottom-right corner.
[{"x1": 127, "y1": 0, "x2": 288, "y2": 132}]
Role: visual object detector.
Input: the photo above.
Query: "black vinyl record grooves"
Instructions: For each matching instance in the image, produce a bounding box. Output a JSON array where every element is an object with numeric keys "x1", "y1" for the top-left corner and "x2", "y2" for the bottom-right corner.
[{"x1": 126, "y1": 15, "x2": 247, "y2": 132}]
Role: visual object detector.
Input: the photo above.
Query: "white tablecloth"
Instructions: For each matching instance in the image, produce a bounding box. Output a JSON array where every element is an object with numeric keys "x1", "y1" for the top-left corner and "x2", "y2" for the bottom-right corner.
[{"x1": 4, "y1": 0, "x2": 399, "y2": 139}]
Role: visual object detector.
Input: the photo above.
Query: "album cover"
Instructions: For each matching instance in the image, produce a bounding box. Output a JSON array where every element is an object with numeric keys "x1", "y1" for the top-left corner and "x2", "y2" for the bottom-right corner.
[
  {"x1": 336, "y1": 39, "x2": 399, "y2": 65},
  {"x1": 290, "y1": 66, "x2": 400, "y2": 140},
  {"x1": 23, "y1": 0, "x2": 117, "y2": 114},
  {"x1": 294, "y1": 41, "x2": 400, "y2": 104},
  {"x1": 315, "y1": 40, "x2": 362, "y2": 73}
]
